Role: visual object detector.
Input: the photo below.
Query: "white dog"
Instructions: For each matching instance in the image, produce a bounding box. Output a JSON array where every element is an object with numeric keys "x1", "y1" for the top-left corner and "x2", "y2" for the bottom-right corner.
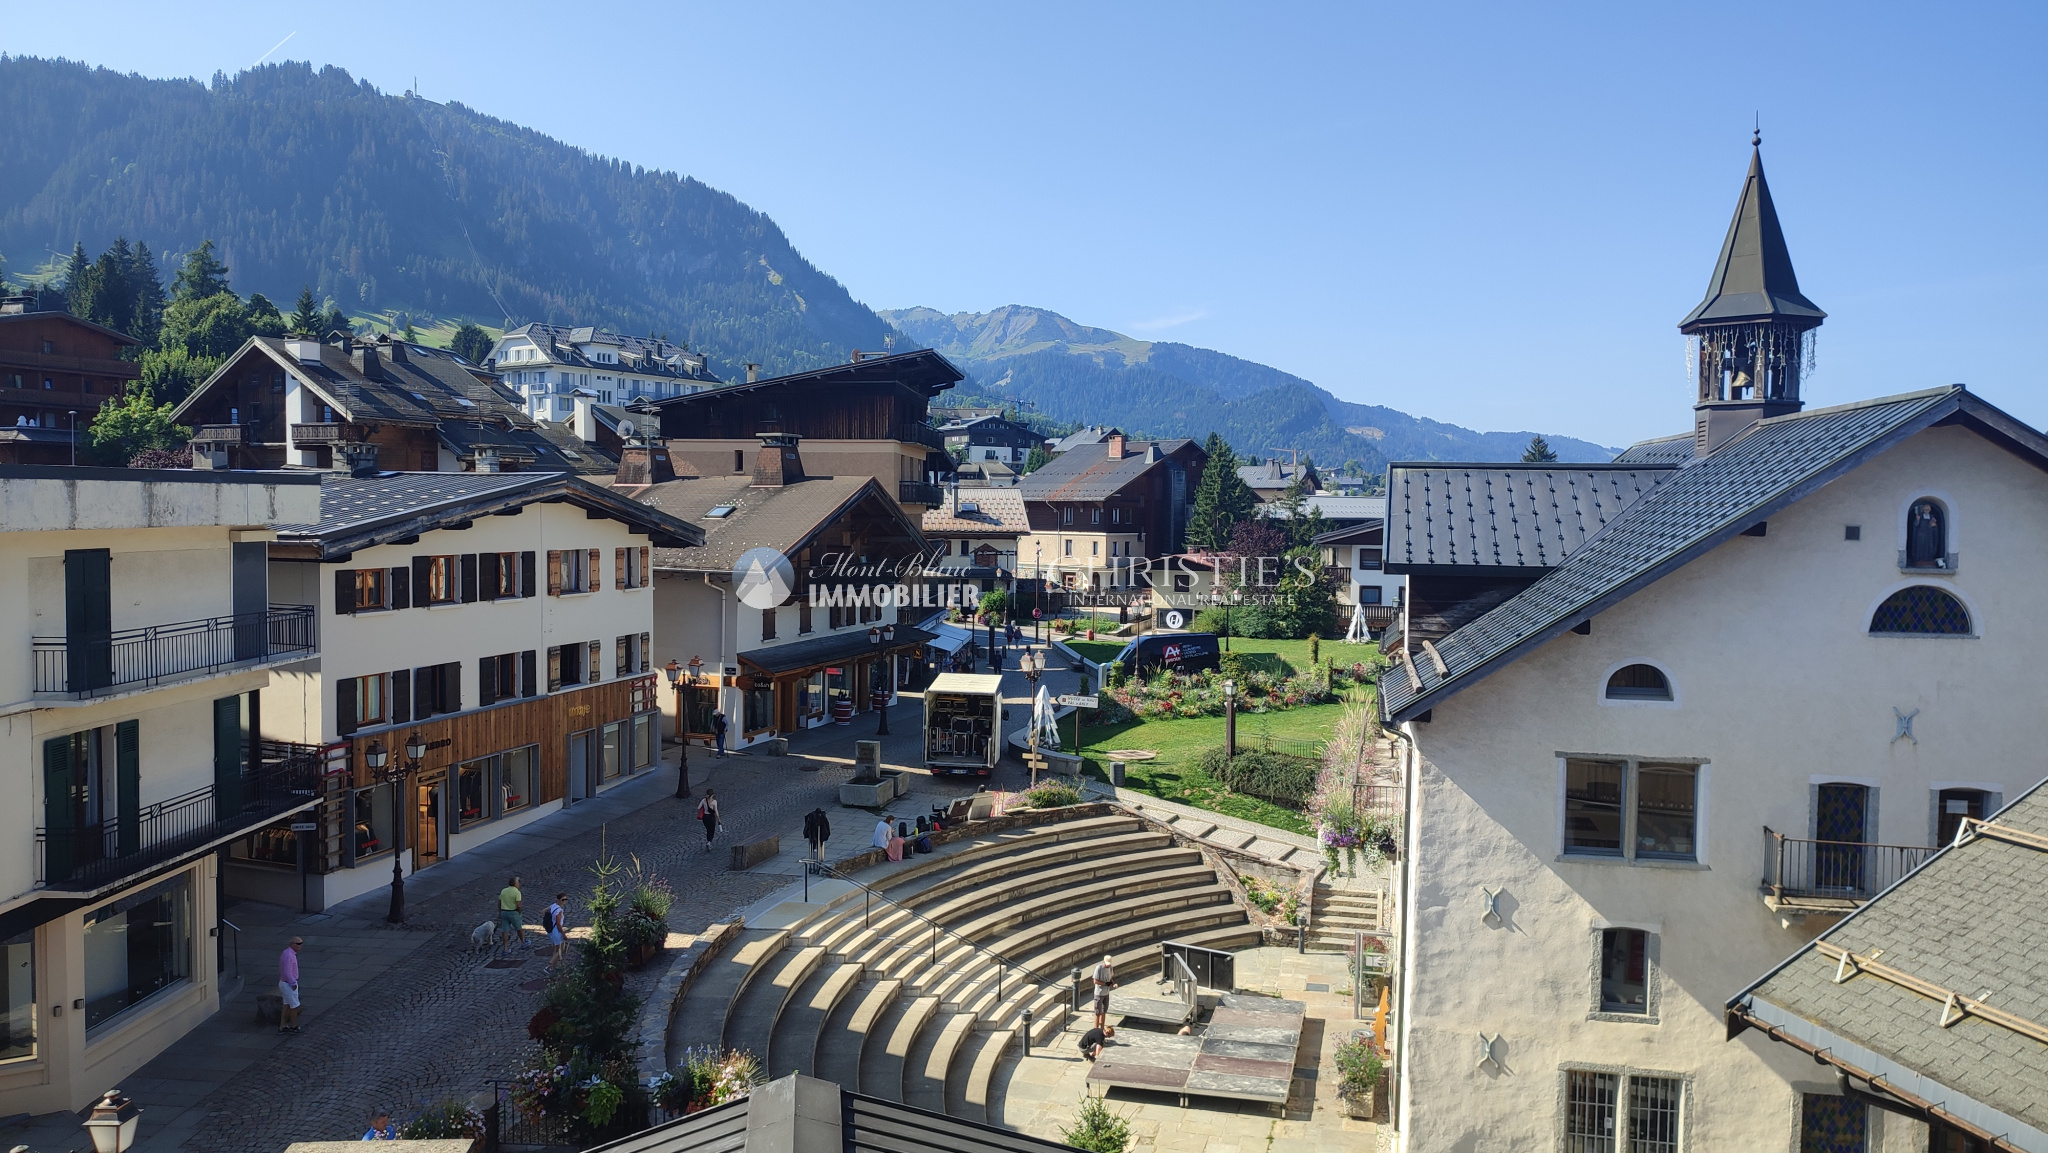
[{"x1": 470, "y1": 920, "x2": 497, "y2": 953}]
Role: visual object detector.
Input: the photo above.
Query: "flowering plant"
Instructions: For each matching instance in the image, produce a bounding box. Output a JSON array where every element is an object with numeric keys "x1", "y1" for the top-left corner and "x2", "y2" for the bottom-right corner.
[{"x1": 672, "y1": 1046, "x2": 761, "y2": 1113}]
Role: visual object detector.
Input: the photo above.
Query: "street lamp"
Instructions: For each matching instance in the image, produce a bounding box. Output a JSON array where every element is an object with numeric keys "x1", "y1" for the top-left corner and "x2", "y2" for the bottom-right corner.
[
  {"x1": 662, "y1": 659, "x2": 692, "y2": 798},
  {"x1": 364, "y1": 730, "x2": 427, "y2": 924},
  {"x1": 83, "y1": 1089, "x2": 139, "y2": 1153},
  {"x1": 869, "y1": 627, "x2": 890, "y2": 735},
  {"x1": 1223, "y1": 679, "x2": 1238, "y2": 758},
  {"x1": 1023, "y1": 649, "x2": 1044, "y2": 685}
]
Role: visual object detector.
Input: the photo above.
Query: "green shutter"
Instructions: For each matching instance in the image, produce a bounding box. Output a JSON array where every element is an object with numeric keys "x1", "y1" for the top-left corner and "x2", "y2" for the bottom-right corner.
[
  {"x1": 42, "y1": 736, "x2": 75, "y2": 882},
  {"x1": 214, "y1": 695, "x2": 244, "y2": 819},
  {"x1": 116, "y1": 720, "x2": 140, "y2": 857}
]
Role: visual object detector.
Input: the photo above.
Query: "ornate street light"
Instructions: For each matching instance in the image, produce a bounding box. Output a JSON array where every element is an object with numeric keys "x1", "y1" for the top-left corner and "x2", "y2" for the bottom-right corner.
[
  {"x1": 662, "y1": 659, "x2": 692, "y2": 798},
  {"x1": 364, "y1": 730, "x2": 428, "y2": 924},
  {"x1": 869, "y1": 626, "x2": 890, "y2": 736},
  {"x1": 83, "y1": 1089, "x2": 140, "y2": 1153}
]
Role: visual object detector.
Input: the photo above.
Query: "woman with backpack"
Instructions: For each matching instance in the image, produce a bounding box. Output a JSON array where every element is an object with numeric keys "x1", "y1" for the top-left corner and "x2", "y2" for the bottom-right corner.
[{"x1": 697, "y1": 789, "x2": 720, "y2": 852}]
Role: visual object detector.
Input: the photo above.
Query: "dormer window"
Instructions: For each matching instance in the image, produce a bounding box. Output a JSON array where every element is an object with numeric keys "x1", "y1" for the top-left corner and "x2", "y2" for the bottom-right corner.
[{"x1": 1905, "y1": 498, "x2": 1947, "y2": 569}]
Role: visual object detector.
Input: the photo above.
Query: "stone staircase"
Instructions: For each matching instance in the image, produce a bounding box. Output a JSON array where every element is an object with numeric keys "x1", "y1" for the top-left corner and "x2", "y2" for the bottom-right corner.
[
  {"x1": 665, "y1": 813, "x2": 1262, "y2": 1126},
  {"x1": 1306, "y1": 882, "x2": 1384, "y2": 952}
]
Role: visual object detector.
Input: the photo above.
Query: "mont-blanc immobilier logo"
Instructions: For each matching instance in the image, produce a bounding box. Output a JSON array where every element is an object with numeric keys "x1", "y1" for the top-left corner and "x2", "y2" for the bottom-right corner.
[{"x1": 733, "y1": 548, "x2": 796, "y2": 610}]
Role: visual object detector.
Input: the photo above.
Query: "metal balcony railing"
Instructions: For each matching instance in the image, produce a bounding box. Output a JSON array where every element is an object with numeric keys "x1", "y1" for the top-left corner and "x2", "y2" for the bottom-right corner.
[
  {"x1": 898, "y1": 481, "x2": 944, "y2": 507},
  {"x1": 36, "y1": 741, "x2": 324, "y2": 889},
  {"x1": 33, "y1": 605, "x2": 316, "y2": 697},
  {"x1": 1761, "y1": 826, "x2": 1937, "y2": 902}
]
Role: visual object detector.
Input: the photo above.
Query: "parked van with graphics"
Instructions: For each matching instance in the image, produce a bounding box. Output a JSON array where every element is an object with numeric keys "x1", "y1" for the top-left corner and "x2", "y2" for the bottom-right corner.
[{"x1": 1110, "y1": 632, "x2": 1223, "y2": 678}]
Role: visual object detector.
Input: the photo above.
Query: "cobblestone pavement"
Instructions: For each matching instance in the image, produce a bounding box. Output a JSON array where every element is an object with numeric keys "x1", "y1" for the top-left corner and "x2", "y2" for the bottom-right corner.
[{"x1": 77, "y1": 638, "x2": 1094, "y2": 1153}]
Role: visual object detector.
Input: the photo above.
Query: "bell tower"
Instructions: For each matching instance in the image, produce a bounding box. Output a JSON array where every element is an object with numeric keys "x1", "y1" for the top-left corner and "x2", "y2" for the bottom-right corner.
[{"x1": 1680, "y1": 133, "x2": 1826, "y2": 455}]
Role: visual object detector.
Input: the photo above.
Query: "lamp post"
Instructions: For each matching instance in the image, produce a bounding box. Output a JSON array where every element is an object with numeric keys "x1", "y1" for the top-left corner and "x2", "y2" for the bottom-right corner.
[
  {"x1": 1223, "y1": 679, "x2": 1238, "y2": 758},
  {"x1": 83, "y1": 1088, "x2": 139, "y2": 1153},
  {"x1": 868, "y1": 626, "x2": 893, "y2": 735},
  {"x1": 363, "y1": 730, "x2": 426, "y2": 924},
  {"x1": 663, "y1": 659, "x2": 692, "y2": 798},
  {"x1": 69, "y1": 410, "x2": 79, "y2": 467}
]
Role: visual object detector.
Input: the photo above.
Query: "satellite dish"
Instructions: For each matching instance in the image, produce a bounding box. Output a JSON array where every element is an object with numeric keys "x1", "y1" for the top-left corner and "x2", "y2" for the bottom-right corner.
[{"x1": 618, "y1": 418, "x2": 638, "y2": 440}]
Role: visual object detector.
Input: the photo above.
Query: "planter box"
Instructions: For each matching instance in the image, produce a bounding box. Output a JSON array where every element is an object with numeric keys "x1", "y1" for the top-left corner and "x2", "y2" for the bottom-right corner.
[
  {"x1": 838, "y1": 768, "x2": 909, "y2": 808},
  {"x1": 729, "y1": 834, "x2": 780, "y2": 871}
]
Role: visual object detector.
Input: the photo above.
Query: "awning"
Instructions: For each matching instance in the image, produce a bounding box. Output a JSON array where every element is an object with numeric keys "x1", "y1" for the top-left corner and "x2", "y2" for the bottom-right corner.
[
  {"x1": 738, "y1": 627, "x2": 937, "y2": 677},
  {"x1": 927, "y1": 624, "x2": 974, "y2": 654}
]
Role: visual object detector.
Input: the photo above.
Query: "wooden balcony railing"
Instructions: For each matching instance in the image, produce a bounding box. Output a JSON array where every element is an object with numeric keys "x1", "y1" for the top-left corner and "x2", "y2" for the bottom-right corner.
[{"x1": 290, "y1": 422, "x2": 347, "y2": 444}]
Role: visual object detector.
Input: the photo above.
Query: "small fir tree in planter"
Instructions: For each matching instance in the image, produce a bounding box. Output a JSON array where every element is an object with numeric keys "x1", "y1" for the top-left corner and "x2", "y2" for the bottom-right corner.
[{"x1": 1060, "y1": 1095, "x2": 1132, "y2": 1153}]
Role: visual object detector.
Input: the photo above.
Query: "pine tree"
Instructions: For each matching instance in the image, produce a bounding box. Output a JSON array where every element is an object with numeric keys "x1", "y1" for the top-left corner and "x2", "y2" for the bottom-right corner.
[
  {"x1": 318, "y1": 303, "x2": 352, "y2": 338},
  {"x1": 450, "y1": 322, "x2": 493, "y2": 364},
  {"x1": 62, "y1": 242, "x2": 91, "y2": 317},
  {"x1": 128, "y1": 242, "x2": 166, "y2": 348},
  {"x1": 289, "y1": 287, "x2": 321, "y2": 335},
  {"x1": 1521, "y1": 435, "x2": 1558, "y2": 463},
  {"x1": 83, "y1": 241, "x2": 135, "y2": 335},
  {"x1": 1022, "y1": 442, "x2": 1052, "y2": 475},
  {"x1": 170, "y1": 240, "x2": 232, "y2": 303},
  {"x1": 1187, "y1": 433, "x2": 1233, "y2": 550}
]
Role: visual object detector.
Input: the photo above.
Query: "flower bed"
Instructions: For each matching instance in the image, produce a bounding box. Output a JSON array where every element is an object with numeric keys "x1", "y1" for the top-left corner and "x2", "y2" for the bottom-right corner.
[{"x1": 1104, "y1": 666, "x2": 1345, "y2": 722}]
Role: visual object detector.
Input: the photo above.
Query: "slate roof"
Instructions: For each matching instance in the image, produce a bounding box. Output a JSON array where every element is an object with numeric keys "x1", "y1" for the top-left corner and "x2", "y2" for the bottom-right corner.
[
  {"x1": 625, "y1": 474, "x2": 917, "y2": 574},
  {"x1": 592, "y1": 1072, "x2": 1077, "y2": 1153},
  {"x1": 1238, "y1": 460, "x2": 1317, "y2": 491},
  {"x1": 493, "y1": 323, "x2": 719, "y2": 383},
  {"x1": 739, "y1": 626, "x2": 938, "y2": 675},
  {"x1": 1679, "y1": 146, "x2": 1827, "y2": 330},
  {"x1": 923, "y1": 487, "x2": 1029, "y2": 535},
  {"x1": 1384, "y1": 463, "x2": 1673, "y2": 571},
  {"x1": 1382, "y1": 387, "x2": 2048, "y2": 721},
  {"x1": 527, "y1": 420, "x2": 621, "y2": 475},
  {"x1": 175, "y1": 336, "x2": 520, "y2": 430},
  {"x1": 1611, "y1": 433, "x2": 1697, "y2": 465},
  {"x1": 273, "y1": 470, "x2": 704, "y2": 557},
  {"x1": 1729, "y1": 778, "x2": 2048, "y2": 1143},
  {"x1": 1018, "y1": 439, "x2": 1200, "y2": 502},
  {"x1": 645, "y1": 348, "x2": 964, "y2": 410},
  {"x1": 1046, "y1": 425, "x2": 1122, "y2": 453},
  {"x1": 1262, "y1": 494, "x2": 1385, "y2": 526}
]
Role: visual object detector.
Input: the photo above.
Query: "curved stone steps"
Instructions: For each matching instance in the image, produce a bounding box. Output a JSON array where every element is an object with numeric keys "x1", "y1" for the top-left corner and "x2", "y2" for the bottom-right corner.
[
  {"x1": 931, "y1": 864, "x2": 1219, "y2": 963},
  {"x1": 967, "y1": 917, "x2": 1264, "y2": 1039},
  {"x1": 722, "y1": 944, "x2": 824, "y2": 1064},
  {"x1": 813, "y1": 975, "x2": 900, "y2": 1090},
  {"x1": 665, "y1": 928, "x2": 788, "y2": 1064},
  {"x1": 858, "y1": 992, "x2": 939, "y2": 1101},
  {"x1": 955, "y1": 1026, "x2": 1015, "y2": 1125},
  {"x1": 888, "y1": 829, "x2": 1176, "y2": 912},
  {"x1": 903, "y1": 1009, "x2": 975, "y2": 1113},
  {"x1": 923, "y1": 885, "x2": 1238, "y2": 1007},
  {"x1": 767, "y1": 960, "x2": 862, "y2": 1079}
]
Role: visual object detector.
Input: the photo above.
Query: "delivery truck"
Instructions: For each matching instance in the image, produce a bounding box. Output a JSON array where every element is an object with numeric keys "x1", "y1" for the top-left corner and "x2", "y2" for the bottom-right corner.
[{"x1": 923, "y1": 672, "x2": 1006, "y2": 776}]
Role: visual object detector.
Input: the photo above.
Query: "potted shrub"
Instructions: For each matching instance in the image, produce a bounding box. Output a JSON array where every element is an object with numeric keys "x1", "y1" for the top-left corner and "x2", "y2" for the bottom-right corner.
[{"x1": 1333, "y1": 1030, "x2": 1386, "y2": 1120}]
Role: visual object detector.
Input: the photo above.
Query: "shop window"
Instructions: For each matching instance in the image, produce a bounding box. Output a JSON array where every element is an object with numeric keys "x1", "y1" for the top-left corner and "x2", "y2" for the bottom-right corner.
[
  {"x1": 600, "y1": 722, "x2": 624, "y2": 780},
  {"x1": 744, "y1": 683, "x2": 774, "y2": 733},
  {"x1": 232, "y1": 819, "x2": 302, "y2": 868},
  {"x1": 0, "y1": 929, "x2": 30, "y2": 1062},
  {"x1": 457, "y1": 759, "x2": 488, "y2": 824},
  {"x1": 82, "y1": 873, "x2": 192, "y2": 1030},
  {"x1": 501, "y1": 747, "x2": 535, "y2": 813},
  {"x1": 1605, "y1": 664, "x2": 1673, "y2": 702},
  {"x1": 352, "y1": 783, "x2": 394, "y2": 859},
  {"x1": 805, "y1": 673, "x2": 826, "y2": 718},
  {"x1": 632, "y1": 714, "x2": 656, "y2": 770},
  {"x1": 1869, "y1": 586, "x2": 1970, "y2": 635}
]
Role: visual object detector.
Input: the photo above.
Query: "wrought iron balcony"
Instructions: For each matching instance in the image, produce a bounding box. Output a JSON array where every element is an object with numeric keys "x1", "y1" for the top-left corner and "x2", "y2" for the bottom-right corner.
[
  {"x1": 898, "y1": 480, "x2": 945, "y2": 507},
  {"x1": 36, "y1": 741, "x2": 324, "y2": 890},
  {"x1": 1760, "y1": 826, "x2": 1938, "y2": 914},
  {"x1": 290, "y1": 422, "x2": 347, "y2": 443},
  {"x1": 899, "y1": 423, "x2": 948, "y2": 451},
  {"x1": 33, "y1": 605, "x2": 316, "y2": 698}
]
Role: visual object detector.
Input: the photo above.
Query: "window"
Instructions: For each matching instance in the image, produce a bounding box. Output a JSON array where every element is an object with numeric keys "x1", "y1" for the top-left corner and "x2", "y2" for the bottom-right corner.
[
  {"x1": 1904, "y1": 498, "x2": 1947, "y2": 568},
  {"x1": 501, "y1": 746, "x2": 535, "y2": 813},
  {"x1": 353, "y1": 569, "x2": 387, "y2": 611},
  {"x1": 1062, "y1": 507, "x2": 1073, "y2": 525},
  {"x1": 479, "y1": 652, "x2": 519, "y2": 706},
  {"x1": 1092, "y1": 541, "x2": 1100, "y2": 556},
  {"x1": 616, "y1": 634, "x2": 647, "y2": 675},
  {"x1": 82, "y1": 874, "x2": 191, "y2": 1030},
  {"x1": 1936, "y1": 788, "x2": 1990, "y2": 845},
  {"x1": 1563, "y1": 758, "x2": 1699, "y2": 863},
  {"x1": 1091, "y1": 508, "x2": 1101, "y2": 524},
  {"x1": 338, "y1": 674, "x2": 386, "y2": 735},
  {"x1": 1604, "y1": 664, "x2": 1672, "y2": 702},
  {"x1": 1801, "y1": 1094, "x2": 1866, "y2": 1153},
  {"x1": 1359, "y1": 586, "x2": 1383, "y2": 605},
  {"x1": 799, "y1": 600, "x2": 813, "y2": 634},
  {"x1": 1111, "y1": 508, "x2": 1121, "y2": 524},
  {"x1": 413, "y1": 662, "x2": 461, "y2": 718},
  {"x1": 1599, "y1": 929, "x2": 1649, "y2": 1014},
  {"x1": 1358, "y1": 547, "x2": 1384, "y2": 570},
  {"x1": 485, "y1": 552, "x2": 525, "y2": 599},
  {"x1": 0, "y1": 928, "x2": 33, "y2": 1062},
  {"x1": 615, "y1": 546, "x2": 649, "y2": 589},
  {"x1": 1174, "y1": 573, "x2": 1192, "y2": 592},
  {"x1": 734, "y1": 449, "x2": 746, "y2": 473},
  {"x1": 1565, "y1": 1069, "x2": 1683, "y2": 1153},
  {"x1": 456, "y1": 759, "x2": 487, "y2": 824},
  {"x1": 1869, "y1": 586, "x2": 1970, "y2": 635},
  {"x1": 744, "y1": 682, "x2": 773, "y2": 732},
  {"x1": 549, "y1": 549, "x2": 597, "y2": 594},
  {"x1": 1064, "y1": 540, "x2": 1073, "y2": 557},
  {"x1": 425, "y1": 556, "x2": 458, "y2": 604}
]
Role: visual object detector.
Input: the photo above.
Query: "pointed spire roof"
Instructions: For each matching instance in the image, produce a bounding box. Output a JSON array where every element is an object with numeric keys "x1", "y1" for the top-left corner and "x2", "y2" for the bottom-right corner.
[{"x1": 1679, "y1": 145, "x2": 1826, "y2": 331}]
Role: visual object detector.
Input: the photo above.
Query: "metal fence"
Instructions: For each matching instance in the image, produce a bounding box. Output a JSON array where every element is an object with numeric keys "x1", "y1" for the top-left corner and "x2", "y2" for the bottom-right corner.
[
  {"x1": 1761, "y1": 826, "x2": 1937, "y2": 900},
  {"x1": 32, "y1": 604, "x2": 316, "y2": 696}
]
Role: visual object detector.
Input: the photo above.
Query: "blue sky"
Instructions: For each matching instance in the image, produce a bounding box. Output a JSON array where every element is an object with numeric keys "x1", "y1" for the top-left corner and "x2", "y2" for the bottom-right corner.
[{"x1": 4, "y1": 2, "x2": 2043, "y2": 446}]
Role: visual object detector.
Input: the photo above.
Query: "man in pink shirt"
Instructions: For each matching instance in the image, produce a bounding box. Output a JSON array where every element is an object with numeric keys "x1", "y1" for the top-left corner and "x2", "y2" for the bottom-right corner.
[{"x1": 278, "y1": 937, "x2": 304, "y2": 1034}]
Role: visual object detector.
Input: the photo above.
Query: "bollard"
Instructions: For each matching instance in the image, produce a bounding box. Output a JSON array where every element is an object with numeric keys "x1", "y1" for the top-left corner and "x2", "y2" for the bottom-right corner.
[
  {"x1": 1022, "y1": 1009, "x2": 1033, "y2": 1057},
  {"x1": 864, "y1": 887, "x2": 870, "y2": 928},
  {"x1": 1297, "y1": 911, "x2": 1307, "y2": 954},
  {"x1": 802, "y1": 859, "x2": 809, "y2": 902},
  {"x1": 1073, "y1": 967, "x2": 1083, "y2": 1012}
]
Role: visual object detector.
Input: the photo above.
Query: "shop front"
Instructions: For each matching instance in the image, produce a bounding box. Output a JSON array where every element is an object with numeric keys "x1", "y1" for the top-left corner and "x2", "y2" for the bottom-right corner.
[{"x1": 733, "y1": 626, "x2": 936, "y2": 745}]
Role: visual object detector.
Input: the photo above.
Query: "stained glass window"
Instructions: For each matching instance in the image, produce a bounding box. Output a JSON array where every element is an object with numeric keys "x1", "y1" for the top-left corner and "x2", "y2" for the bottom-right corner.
[{"x1": 1869, "y1": 586, "x2": 1970, "y2": 635}]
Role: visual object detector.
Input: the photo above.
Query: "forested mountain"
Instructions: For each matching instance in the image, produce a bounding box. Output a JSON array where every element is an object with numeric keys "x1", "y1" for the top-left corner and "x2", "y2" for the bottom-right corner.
[
  {"x1": 0, "y1": 57, "x2": 898, "y2": 379},
  {"x1": 883, "y1": 305, "x2": 1617, "y2": 470}
]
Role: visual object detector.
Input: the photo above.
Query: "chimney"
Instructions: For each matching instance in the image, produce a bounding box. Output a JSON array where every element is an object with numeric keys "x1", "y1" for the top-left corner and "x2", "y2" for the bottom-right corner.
[
  {"x1": 476, "y1": 446, "x2": 501, "y2": 473},
  {"x1": 349, "y1": 341, "x2": 384, "y2": 381},
  {"x1": 1146, "y1": 443, "x2": 1162, "y2": 463},
  {"x1": 616, "y1": 439, "x2": 677, "y2": 486},
  {"x1": 333, "y1": 442, "x2": 380, "y2": 477},
  {"x1": 0, "y1": 295, "x2": 29, "y2": 316},
  {"x1": 751, "y1": 432, "x2": 806, "y2": 488},
  {"x1": 745, "y1": 363, "x2": 760, "y2": 384},
  {"x1": 1107, "y1": 433, "x2": 1126, "y2": 459},
  {"x1": 380, "y1": 335, "x2": 409, "y2": 364},
  {"x1": 285, "y1": 337, "x2": 322, "y2": 365},
  {"x1": 573, "y1": 396, "x2": 597, "y2": 443}
]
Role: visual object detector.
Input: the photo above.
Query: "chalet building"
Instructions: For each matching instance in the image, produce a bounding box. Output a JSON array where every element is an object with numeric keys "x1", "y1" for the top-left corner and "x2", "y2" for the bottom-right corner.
[
  {"x1": 1238, "y1": 457, "x2": 1320, "y2": 502},
  {"x1": 1304, "y1": 496, "x2": 1403, "y2": 636},
  {"x1": 1045, "y1": 425, "x2": 1121, "y2": 454},
  {"x1": 646, "y1": 349, "x2": 962, "y2": 515},
  {"x1": 620, "y1": 432, "x2": 934, "y2": 747},
  {"x1": 0, "y1": 302, "x2": 141, "y2": 465},
  {"x1": 488, "y1": 323, "x2": 718, "y2": 421},
  {"x1": 1382, "y1": 143, "x2": 2048, "y2": 1153},
  {"x1": 922, "y1": 486, "x2": 1027, "y2": 597},
  {"x1": 1016, "y1": 433, "x2": 1205, "y2": 593},
  {"x1": 170, "y1": 333, "x2": 589, "y2": 475},
  {"x1": 938, "y1": 413, "x2": 1042, "y2": 468},
  {"x1": 0, "y1": 464, "x2": 322, "y2": 1115},
  {"x1": 250, "y1": 468, "x2": 700, "y2": 910}
]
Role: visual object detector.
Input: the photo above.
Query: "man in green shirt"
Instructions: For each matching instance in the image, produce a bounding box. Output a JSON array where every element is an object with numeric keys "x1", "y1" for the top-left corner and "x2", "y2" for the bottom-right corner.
[{"x1": 498, "y1": 875, "x2": 524, "y2": 952}]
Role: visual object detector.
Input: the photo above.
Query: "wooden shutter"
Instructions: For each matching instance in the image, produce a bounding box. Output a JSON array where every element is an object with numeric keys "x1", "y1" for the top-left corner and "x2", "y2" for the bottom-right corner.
[
  {"x1": 640, "y1": 547, "x2": 650, "y2": 588},
  {"x1": 521, "y1": 650, "x2": 538, "y2": 697},
  {"x1": 615, "y1": 548, "x2": 625, "y2": 589},
  {"x1": 547, "y1": 551, "x2": 562, "y2": 596},
  {"x1": 547, "y1": 647, "x2": 562, "y2": 692},
  {"x1": 389, "y1": 565, "x2": 411, "y2": 610},
  {"x1": 335, "y1": 569, "x2": 355, "y2": 615},
  {"x1": 461, "y1": 554, "x2": 479, "y2": 603},
  {"x1": 336, "y1": 678, "x2": 358, "y2": 736},
  {"x1": 480, "y1": 554, "x2": 499, "y2": 602},
  {"x1": 412, "y1": 556, "x2": 432, "y2": 607},
  {"x1": 415, "y1": 666, "x2": 434, "y2": 719},
  {"x1": 588, "y1": 640, "x2": 602, "y2": 681},
  {"x1": 391, "y1": 669, "x2": 412, "y2": 723},
  {"x1": 42, "y1": 736, "x2": 75, "y2": 883},
  {"x1": 588, "y1": 549, "x2": 602, "y2": 591},
  {"x1": 522, "y1": 552, "x2": 537, "y2": 597},
  {"x1": 640, "y1": 632, "x2": 651, "y2": 673},
  {"x1": 212, "y1": 696, "x2": 242, "y2": 823},
  {"x1": 479, "y1": 657, "x2": 498, "y2": 707},
  {"x1": 116, "y1": 719, "x2": 140, "y2": 858},
  {"x1": 442, "y1": 663, "x2": 462, "y2": 713}
]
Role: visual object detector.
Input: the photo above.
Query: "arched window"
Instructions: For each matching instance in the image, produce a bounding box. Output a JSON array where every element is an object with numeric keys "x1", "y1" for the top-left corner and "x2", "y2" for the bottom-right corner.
[
  {"x1": 1869, "y1": 586, "x2": 1971, "y2": 635},
  {"x1": 1906, "y1": 499, "x2": 1947, "y2": 568},
  {"x1": 1605, "y1": 664, "x2": 1673, "y2": 701}
]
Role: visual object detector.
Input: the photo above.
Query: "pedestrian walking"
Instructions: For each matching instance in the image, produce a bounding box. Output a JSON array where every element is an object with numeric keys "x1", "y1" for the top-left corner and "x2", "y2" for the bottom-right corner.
[
  {"x1": 712, "y1": 710, "x2": 729, "y2": 757},
  {"x1": 498, "y1": 876, "x2": 524, "y2": 952},
  {"x1": 1091, "y1": 954, "x2": 1117, "y2": 1030},
  {"x1": 277, "y1": 936, "x2": 304, "y2": 1034},
  {"x1": 803, "y1": 807, "x2": 832, "y2": 861},
  {"x1": 362, "y1": 1111, "x2": 395, "y2": 1140},
  {"x1": 697, "y1": 789, "x2": 721, "y2": 851},
  {"x1": 544, "y1": 892, "x2": 570, "y2": 970}
]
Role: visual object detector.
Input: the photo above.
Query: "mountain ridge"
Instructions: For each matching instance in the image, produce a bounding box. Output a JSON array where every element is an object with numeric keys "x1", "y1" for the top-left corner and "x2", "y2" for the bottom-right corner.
[{"x1": 883, "y1": 305, "x2": 1619, "y2": 468}]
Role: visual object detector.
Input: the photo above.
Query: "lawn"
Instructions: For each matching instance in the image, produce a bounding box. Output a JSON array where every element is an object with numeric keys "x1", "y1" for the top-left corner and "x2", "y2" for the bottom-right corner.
[
  {"x1": 1061, "y1": 635, "x2": 1382, "y2": 679},
  {"x1": 1072, "y1": 701, "x2": 1355, "y2": 836}
]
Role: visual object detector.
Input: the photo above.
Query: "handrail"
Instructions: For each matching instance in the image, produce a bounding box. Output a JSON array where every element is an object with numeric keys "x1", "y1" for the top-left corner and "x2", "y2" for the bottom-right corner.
[
  {"x1": 32, "y1": 604, "x2": 316, "y2": 696},
  {"x1": 806, "y1": 859, "x2": 1056, "y2": 991},
  {"x1": 1761, "y1": 825, "x2": 1937, "y2": 900}
]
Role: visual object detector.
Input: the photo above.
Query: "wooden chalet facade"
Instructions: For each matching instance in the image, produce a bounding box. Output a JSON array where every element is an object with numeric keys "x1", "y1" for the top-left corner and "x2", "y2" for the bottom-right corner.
[
  {"x1": 0, "y1": 302, "x2": 141, "y2": 464},
  {"x1": 1016, "y1": 434, "x2": 1207, "y2": 593}
]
